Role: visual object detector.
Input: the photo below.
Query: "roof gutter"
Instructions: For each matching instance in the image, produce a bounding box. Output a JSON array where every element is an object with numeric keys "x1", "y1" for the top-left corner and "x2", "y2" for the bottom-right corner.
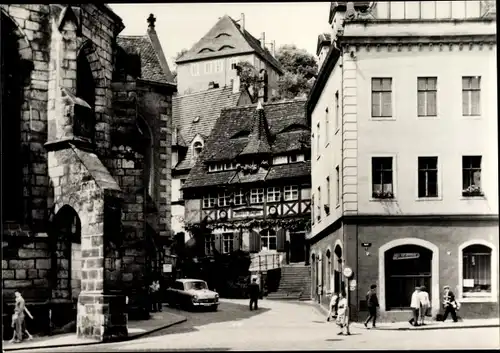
[{"x1": 137, "y1": 78, "x2": 177, "y2": 92}]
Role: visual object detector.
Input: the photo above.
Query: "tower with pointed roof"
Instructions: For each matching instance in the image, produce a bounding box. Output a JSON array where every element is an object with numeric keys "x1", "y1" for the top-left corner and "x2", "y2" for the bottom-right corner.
[{"x1": 175, "y1": 14, "x2": 284, "y2": 96}]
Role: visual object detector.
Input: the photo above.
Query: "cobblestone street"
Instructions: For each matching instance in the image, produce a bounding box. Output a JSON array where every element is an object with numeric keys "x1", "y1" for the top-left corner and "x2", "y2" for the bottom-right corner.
[{"x1": 10, "y1": 299, "x2": 500, "y2": 352}]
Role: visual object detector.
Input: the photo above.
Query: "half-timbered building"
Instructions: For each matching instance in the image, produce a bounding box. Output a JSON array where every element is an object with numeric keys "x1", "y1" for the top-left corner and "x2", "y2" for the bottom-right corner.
[{"x1": 182, "y1": 99, "x2": 312, "y2": 296}]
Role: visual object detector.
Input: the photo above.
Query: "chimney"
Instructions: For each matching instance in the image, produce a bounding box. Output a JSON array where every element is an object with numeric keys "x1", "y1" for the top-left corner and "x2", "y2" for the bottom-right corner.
[
  {"x1": 260, "y1": 32, "x2": 266, "y2": 49},
  {"x1": 240, "y1": 13, "x2": 245, "y2": 31},
  {"x1": 208, "y1": 81, "x2": 215, "y2": 89}
]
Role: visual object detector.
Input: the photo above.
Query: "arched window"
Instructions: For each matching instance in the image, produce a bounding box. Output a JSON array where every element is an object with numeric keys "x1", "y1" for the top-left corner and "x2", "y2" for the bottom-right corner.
[
  {"x1": 1, "y1": 14, "x2": 24, "y2": 222},
  {"x1": 461, "y1": 244, "x2": 493, "y2": 298},
  {"x1": 75, "y1": 47, "x2": 95, "y2": 142},
  {"x1": 325, "y1": 249, "x2": 332, "y2": 293},
  {"x1": 137, "y1": 117, "x2": 154, "y2": 199},
  {"x1": 193, "y1": 141, "x2": 203, "y2": 159}
]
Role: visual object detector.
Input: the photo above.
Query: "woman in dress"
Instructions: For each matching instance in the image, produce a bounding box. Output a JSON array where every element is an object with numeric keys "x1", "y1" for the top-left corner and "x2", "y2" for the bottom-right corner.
[{"x1": 335, "y1": 290, "x2": 349, "y2": 335}]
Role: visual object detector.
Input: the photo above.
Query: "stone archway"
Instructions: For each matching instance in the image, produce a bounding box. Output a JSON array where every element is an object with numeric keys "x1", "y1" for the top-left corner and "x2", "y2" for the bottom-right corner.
[{"x1": 379, "y1": 238, "x2": 439, "y2": 317}]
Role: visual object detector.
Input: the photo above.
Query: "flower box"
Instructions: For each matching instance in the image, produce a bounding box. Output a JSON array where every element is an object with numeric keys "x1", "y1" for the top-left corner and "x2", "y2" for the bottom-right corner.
[
  {"x1": 462, "y1": 185, "x2": 484, "y2": 197},
  {"x1": 372, "y1": 191, "x2": 394, "y2": 199}
]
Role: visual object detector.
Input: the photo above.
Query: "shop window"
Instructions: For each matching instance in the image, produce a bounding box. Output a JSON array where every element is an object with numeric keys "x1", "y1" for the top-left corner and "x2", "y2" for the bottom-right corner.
[
  {"x1": 385, "y1": 245, "x2": 432, "y2": 310},
  {"x1": 462, "y1": 244, "x2": 492, "y2": 297}
]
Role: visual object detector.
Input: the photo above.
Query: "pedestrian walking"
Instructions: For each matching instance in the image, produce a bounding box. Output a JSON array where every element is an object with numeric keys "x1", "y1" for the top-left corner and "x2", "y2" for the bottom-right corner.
[
  {"x1": 9, "y1": 290, "x2": 33, "y2": 343},
  {"x1": 149, "y1": 279, "x2": 161, "y2": 312},
  {"x1": 248, "y1": 277, "x2": 260, "y2": 311},
  {"x1": 409, "y1": 286, "x2": 421, "y2": 326},
  {"x1": 364, "y1": 284, "x2": 379, "y2": 329},
  {"x1": 442, "y1": 285, "x2": 459, "y2": 322},
  {"x1": 326, "y1": 291, "x2": 339, "y2": 322},
  {"x1": 335, "y1": 290, "x2": 349, "y2": 335},
  {"x1": 418, "y1": 285, "x2": 430, "y2": 326}
]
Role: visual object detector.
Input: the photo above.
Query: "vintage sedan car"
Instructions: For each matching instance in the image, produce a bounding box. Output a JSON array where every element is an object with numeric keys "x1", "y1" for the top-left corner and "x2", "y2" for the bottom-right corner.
[{"x1": 166, "y1": 279, "x2": 219, "y2": 311}]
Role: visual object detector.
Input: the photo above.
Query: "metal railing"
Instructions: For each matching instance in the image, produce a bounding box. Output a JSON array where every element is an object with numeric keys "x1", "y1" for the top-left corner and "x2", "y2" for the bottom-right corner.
[{"x1": 249, "y1": 253, "x2": 282, "y2": 272}]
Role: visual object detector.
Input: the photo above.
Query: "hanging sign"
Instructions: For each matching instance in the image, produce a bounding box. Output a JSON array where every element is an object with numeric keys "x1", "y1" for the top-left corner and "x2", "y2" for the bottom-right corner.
[
  {"x1": 393, "y1": 253, "x2": 420, "y2": 260},
  {"x1": 349, "y1": 279, "x2": 357, "y2": 291},
  {"x1": 361, "y1": 243, "x2": 372, "y2": 248},
  {"x1": 162, "y1": 264, "x2": 173, "y2": 273},
  {"x1": 343, "y1": 266, "x2": 353, "y2": 278}
]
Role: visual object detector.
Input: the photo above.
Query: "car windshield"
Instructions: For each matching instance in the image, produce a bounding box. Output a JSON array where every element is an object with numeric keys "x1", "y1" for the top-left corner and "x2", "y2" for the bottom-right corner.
[{"x1": 184, "y1": 281, "x2": 208, "y2": 291}]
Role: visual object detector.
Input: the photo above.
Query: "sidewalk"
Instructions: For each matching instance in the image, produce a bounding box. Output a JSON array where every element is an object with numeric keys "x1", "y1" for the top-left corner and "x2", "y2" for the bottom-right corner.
[
  {"x1": 309, "y1": 300, "x2": 499, "y2": 331},
  {"x1": 3, "y1": 310, "x2": 187, "y2": 351}
]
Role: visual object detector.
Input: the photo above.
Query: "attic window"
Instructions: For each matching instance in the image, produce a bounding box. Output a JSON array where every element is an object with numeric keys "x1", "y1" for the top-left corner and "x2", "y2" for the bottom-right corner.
[
  {"x1": 230, "y1": 130, "x2": 250, "y2": 139},
  {"x1": 193, "y1": 141, "x2": 203, "y2": 159},
  {"x1": 208, "y1": 162, "x2": 237, "y2": 173},
  {"x1": 193, "y1": 116, "x2": 201, "y2": 123},
  {"x1": 219, "y1": 45, "x2": 235, "y2": 51},
  {"x1": 216, "y1": 33, "x2": 231, "y2": 38},
  {"x1": 199, "y1": 48, "x2": 214, "y2": 53}
]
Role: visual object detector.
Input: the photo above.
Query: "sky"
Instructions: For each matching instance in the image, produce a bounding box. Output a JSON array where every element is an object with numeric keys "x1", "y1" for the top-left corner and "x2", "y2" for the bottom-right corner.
[{"x1": 108, "y1": 2, "x2": 331, "y2": 69}]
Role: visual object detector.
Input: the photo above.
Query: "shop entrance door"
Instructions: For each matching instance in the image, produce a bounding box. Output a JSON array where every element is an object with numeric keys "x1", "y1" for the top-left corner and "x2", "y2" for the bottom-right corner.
[{"x1": 385, "y1": 245, "x2": 432, "y2": 310}]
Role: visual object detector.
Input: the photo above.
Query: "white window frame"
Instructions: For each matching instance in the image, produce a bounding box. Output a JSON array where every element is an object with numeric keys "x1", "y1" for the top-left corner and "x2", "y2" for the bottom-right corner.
[
  {"x1": 215, "y1": 60, "x2": 224, "y2": 73},
  {"x1": 250, "y1": 188, "x2": 264, "y2": 204},
  {"x1": 284, "y1": 185, "x2": 299, "y2": 201},
  {"x1": 369, "y1": 154, "x2": 398, "y2": 201},
  {"x1": 267, "y1": 187, "x2": 281, "y2": 202},
  {"x1": 203, "y1": 194, "x2": 216, "y2": 208},
  {"x1": 462, "y1": 76, "x2": 481, "y2": 117},
  {"x1": 311, "y1": 194, "x2": 315, "y2": 224},
  {"x1": 335, "y1": 91, "x2": 340, "y2": 134},
  {"x1": 204, "y1": 61, "x2": 213, "y2": 74},
  {"x1": 417, "y1": 156, "x2": 440, "y2": 199},
  {"x1": 458, "y1": 240, "x2": 498, "y2": 303},
  {"x1": 191, "y1": 63, "x2": 200, "y2": 76},
  {"x1": 233, "y1": 189, "x2": 245, "y2": 206},
  {"x1": 205, "y1": 234, "x2": 215, "y2": 255},
  {"x1": 260, "y1": 229, "x2": 277, "y2": 251},
  {"x1": 326, "y1": 176, "x2": 330, "y2": 210},
  {"x1": 273, "y1": 155, "x2": 288, "y2": 165},
  {"x1": 316, "y1": 122, "x2": 320, "y2": 158},
  {"x1": 371, "y1": 77, "x2": 393, "y2": 119},
  {"x1": 218, "y1": 192, "x2": 231, "y2": 207},
  {"x1": 224, "y1": 162, "x2": 237, "y2": 170},
  {"x1": 222, "y1": 233, "x2": 234, "y2": 254},
  {"x1": 317, "y1": 186, "x2": 321, "y2": 221},
  {"x1": 417, "y1": 77, "x2": 437, "y2": 117}
]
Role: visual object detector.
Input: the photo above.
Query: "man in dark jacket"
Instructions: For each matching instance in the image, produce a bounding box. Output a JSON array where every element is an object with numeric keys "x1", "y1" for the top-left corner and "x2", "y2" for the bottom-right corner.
[
  {"x1": 248, "y1": 278, "x2": 260, "y2": 311},
  {"x1": 442, "y1": 285, "x2": 458, "y2": 322},
  {"x1": 364, "y1": 284, "x2": 379, "y2": 329}
]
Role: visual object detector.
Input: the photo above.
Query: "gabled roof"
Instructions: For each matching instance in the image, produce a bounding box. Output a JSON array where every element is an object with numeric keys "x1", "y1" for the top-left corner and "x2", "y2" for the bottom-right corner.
[
  {"x1": 173, "y1": 86, "x2": 251, "y2": 171},
  {"x1": 176, "y1": 15, "x2": 284, "y2": 74},
  {"x1": 117, "y1": 29, "x2": 175, "y2": 85},
  {"x1": 183, "y1": 99, "x2": 310, "y2": 190},
  {"x1": 316, "y1": 33, "x2": 332, "y2": 55}
]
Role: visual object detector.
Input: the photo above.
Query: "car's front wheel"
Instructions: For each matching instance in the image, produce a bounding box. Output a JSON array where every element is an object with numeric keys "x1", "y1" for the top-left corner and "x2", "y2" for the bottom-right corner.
[{"x1": 210, "y1": 305, "x2": 218, "y2": 312}]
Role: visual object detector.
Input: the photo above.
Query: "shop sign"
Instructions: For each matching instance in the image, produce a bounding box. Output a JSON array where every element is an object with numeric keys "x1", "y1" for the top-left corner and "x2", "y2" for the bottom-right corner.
[
  {"x1": 233, "y1": 208, "x2": 264, "y2": 218},
  {"x1": 393, "y1": 252, "x2": 420, "y2": 260}
]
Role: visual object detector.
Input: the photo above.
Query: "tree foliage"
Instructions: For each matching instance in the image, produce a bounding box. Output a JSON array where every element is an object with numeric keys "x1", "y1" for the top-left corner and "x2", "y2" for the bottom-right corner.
[
  {"x1": 274, "y1": 44, "x2": 318, "y2": 100},
  {"x1": 171, "y1": 48, "x2": 189, "y2": 83}
]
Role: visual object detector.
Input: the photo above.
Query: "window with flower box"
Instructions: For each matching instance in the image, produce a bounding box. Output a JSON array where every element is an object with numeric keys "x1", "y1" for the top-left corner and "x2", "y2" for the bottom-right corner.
[
  {"x1": 203, "y1": 194, "x2": 216, "y2": 208},
  {"x1": 284, "y1": 185, "x2": 299, "y2": 201},
  {"x1": 462, "y1": 156, "x2": 483, "y2": 196},
  {"x1": 372, "y1": 157, "x2": 394, "y2": 199},
  {"x1": 234, "y1": 189, "x2": 245, "y2": 206},
  {"x1": 250, "y1": 188, "x2": 264, "y2": 204},
  {"x1": 218, "y1": 192, "x2": 231, "y2": 207}
]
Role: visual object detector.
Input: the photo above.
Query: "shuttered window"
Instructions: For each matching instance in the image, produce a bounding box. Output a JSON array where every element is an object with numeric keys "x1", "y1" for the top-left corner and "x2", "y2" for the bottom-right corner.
[{"x1": 372, "y1": 78, "x2": 392, "y2": 118}]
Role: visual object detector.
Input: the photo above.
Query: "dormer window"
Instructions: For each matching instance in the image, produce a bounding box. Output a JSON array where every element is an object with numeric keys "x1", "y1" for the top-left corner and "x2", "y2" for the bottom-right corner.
[
  {"x1": 193, "y1": 141, "x2": 203, "y2": 158},
  {"x1": 208, "y1": 162, "x2": 237, "y2": 173},
  {"x1": 219, "y1": 45, "x2": 235, "y2": 51},
  {"x1": 216, "y1": 33, "x2": 231, "y2": 38}
]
